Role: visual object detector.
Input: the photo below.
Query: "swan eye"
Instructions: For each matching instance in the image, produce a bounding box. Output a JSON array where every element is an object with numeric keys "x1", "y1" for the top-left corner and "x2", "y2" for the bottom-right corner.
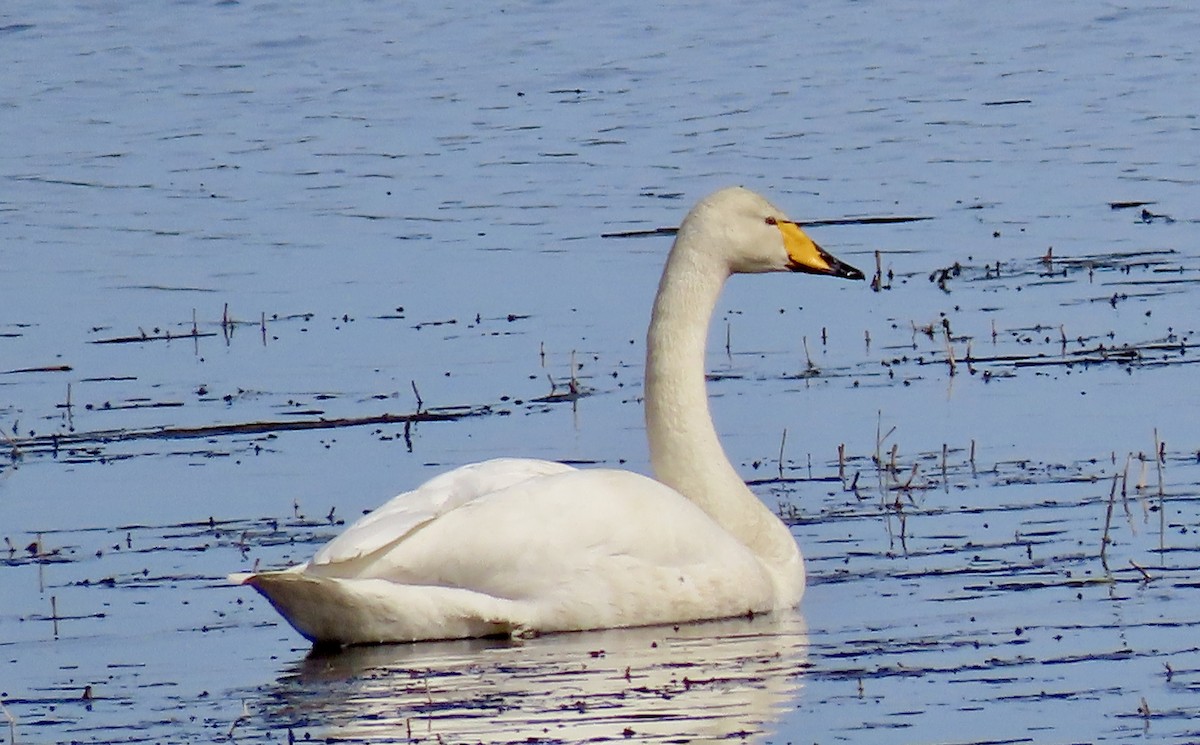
[{"x1": 765, "y1": 216, "x2": 778, "y2": 226}]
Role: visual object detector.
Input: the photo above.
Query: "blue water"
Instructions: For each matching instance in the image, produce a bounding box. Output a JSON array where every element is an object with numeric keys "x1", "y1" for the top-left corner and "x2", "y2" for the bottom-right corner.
[{"x1": 3, "y1": 1, "x2": 1199, "y2": 743}]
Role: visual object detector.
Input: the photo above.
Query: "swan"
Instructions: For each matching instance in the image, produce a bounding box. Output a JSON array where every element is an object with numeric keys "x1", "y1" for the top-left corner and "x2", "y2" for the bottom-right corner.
[{"x1": 232, "y1": 186, "x2": 863, "y2": 646}]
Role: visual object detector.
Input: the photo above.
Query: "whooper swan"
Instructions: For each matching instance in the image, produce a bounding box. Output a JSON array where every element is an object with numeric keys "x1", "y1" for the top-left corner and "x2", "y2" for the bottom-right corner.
[{"x1": 233, "y1": 186, "x2": 864, "y2": 645}]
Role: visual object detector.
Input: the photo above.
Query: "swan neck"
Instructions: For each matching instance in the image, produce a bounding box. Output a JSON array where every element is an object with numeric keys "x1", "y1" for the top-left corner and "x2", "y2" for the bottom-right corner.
[
  {"x1": 645, "y1": 247, "x2": 728, "y2": 493},
  {"x1": 644, "y1": 237, "x2": 800, "y2": 593}
]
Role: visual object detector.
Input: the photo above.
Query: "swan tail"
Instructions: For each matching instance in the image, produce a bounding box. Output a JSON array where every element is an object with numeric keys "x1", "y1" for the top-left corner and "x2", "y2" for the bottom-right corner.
[{"x1": 238, "y1": 570, "x2": 522, "y2": 645}]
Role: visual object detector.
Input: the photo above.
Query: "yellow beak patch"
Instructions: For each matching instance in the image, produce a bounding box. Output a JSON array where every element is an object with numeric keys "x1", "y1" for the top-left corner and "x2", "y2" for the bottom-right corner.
[{"x1": 776, "y1": 220, "x2": 833, "y2": 274}]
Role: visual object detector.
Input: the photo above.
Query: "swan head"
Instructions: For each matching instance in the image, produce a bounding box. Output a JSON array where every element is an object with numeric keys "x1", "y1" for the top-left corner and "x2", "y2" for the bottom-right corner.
[{"x1": 680, "y1": 187, "x2": 864, "y2": 280}]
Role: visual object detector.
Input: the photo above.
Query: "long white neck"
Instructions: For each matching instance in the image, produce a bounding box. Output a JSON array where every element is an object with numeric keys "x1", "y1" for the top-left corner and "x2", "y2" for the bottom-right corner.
[{"x1": 644, "y1": 230, "x2": 803, "y2": 602}]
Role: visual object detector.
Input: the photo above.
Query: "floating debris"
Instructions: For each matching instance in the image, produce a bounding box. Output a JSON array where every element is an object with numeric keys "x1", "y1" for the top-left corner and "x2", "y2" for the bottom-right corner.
[
  {"x1": 602, "y1": 215, "x2": 933, "y2": 239},
  {"x1": 3, "y1": 408, "x2": 495, "y2": 463},
  {"x1": 91, "y1": 330, "x2": 218, "y2": 345}
]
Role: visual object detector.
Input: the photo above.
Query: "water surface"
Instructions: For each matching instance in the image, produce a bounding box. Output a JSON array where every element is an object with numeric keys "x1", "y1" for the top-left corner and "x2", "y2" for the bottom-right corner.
[{"x1": 2, "y1": 1, "x2": 1198, "y2": 743}]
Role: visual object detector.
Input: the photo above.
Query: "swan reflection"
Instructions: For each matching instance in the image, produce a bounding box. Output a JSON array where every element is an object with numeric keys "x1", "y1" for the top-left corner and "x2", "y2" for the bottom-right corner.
[{"x1": 260, "y1": 612, "x2": 808, "y2": 743}]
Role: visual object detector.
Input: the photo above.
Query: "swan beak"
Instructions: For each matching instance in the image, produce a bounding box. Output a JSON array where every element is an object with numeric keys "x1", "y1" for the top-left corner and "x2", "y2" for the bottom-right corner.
[{"x1": 778, "y1": 221, "x2": 865, "y2": 280}]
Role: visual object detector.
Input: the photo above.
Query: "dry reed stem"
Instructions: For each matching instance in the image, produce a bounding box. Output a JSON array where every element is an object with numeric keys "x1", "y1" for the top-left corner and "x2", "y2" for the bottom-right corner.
[
  {"x1": 1101, "y1": 471, "x2": 1118, "y2": 571},
  {"x1": 1129, "y1": 559, "x2": 1152, "y2": 582},
  {"x1": 1154, "y1": 429, "x2": 1165, "y2": 558},
  {"x1": 777, "y1": 428, "x2": 787, "y2": 479},
  {"x1": 874, "y1": 412, "x2": 896, "y2": 505},
  {"x1": 1, "y1": 700, "x2": 15, "y2": 745}
]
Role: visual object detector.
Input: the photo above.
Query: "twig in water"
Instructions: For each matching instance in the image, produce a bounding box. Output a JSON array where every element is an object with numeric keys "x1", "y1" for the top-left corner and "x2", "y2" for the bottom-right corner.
[
  {"x1": 1154, "y1": 429, "x2": 1165, "y2": 560},
  {"x1": 874, "y1": 412, "x2": 896, "y2": 505},
  {"x1": 1101, "y1": 471, "x2": 1119, "y2": 572},
  {"x1": 228, "y1": 700, "x2": 250, "y2": 738},
  {"x1": 777, "y1": 428, "x2": 787, "y2": 479},
  {"x1": 802, "y1": 336, "x2": 818, "y2": 376},
  {"x1": 870, "y1": 250, "x2": 883, "y2": 292},
  {"x1": 1, "y1": 427, "x2": 21, "y2": 464},
  {"x1": 1119, "y1": 454, "x2": 1150, "y2": 547},
  {"x1": 1129, "y1": 559, "x2": 1152, "y2": 583},
  {"x1": 1, "y1": 700, "x2": 15, "y2": 744},
  {"x1": 1155, "y1": 430, "x2": 1166, "y2": 496},
  {"x1": 35, "y1": 533, "x2": 45, "y2": 592}
]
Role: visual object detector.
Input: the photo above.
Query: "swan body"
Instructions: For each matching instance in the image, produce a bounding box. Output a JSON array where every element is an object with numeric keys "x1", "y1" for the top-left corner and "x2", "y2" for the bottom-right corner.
[{"x1": 235, "y1": 187, "x2": 863, "y2": 645}]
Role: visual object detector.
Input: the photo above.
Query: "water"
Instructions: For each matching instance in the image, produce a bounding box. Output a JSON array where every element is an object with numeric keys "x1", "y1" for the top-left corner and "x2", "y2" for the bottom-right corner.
[{"x1": 3, "y1": 1, "x2": 1199, "y2": 742}]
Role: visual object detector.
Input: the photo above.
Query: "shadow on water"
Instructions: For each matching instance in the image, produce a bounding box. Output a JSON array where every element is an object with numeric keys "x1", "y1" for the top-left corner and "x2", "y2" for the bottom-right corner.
[{"x1": 257, "y1": 614, "x2": 808, "y2": 743}]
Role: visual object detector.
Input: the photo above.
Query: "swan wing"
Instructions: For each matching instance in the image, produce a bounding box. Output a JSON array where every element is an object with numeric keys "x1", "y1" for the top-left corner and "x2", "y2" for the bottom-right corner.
[
  {"x1": 326, "y1": 468, "x2": 781, "y2": 632},
  {"x1": 311, "y1": 458, "x2": 576, "y2": 565},
  {"x1": 249, "y1": 467, "x2": 783, "y2": 643}
]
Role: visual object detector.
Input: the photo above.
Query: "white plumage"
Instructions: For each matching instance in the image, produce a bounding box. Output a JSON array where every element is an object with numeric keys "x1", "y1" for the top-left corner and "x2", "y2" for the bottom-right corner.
[{"x1": 234, "y1": 187, "x2": 863, "y2": 645}]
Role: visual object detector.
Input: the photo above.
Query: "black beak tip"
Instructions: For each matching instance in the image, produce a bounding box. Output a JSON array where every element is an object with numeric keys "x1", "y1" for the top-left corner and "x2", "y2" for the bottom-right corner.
[
  {"x1": 822, "y1": 252, "x2": 865, "y2": 281},
  {"x1": 839, "y1": 263, "x2": 866, "y2": 281}
]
